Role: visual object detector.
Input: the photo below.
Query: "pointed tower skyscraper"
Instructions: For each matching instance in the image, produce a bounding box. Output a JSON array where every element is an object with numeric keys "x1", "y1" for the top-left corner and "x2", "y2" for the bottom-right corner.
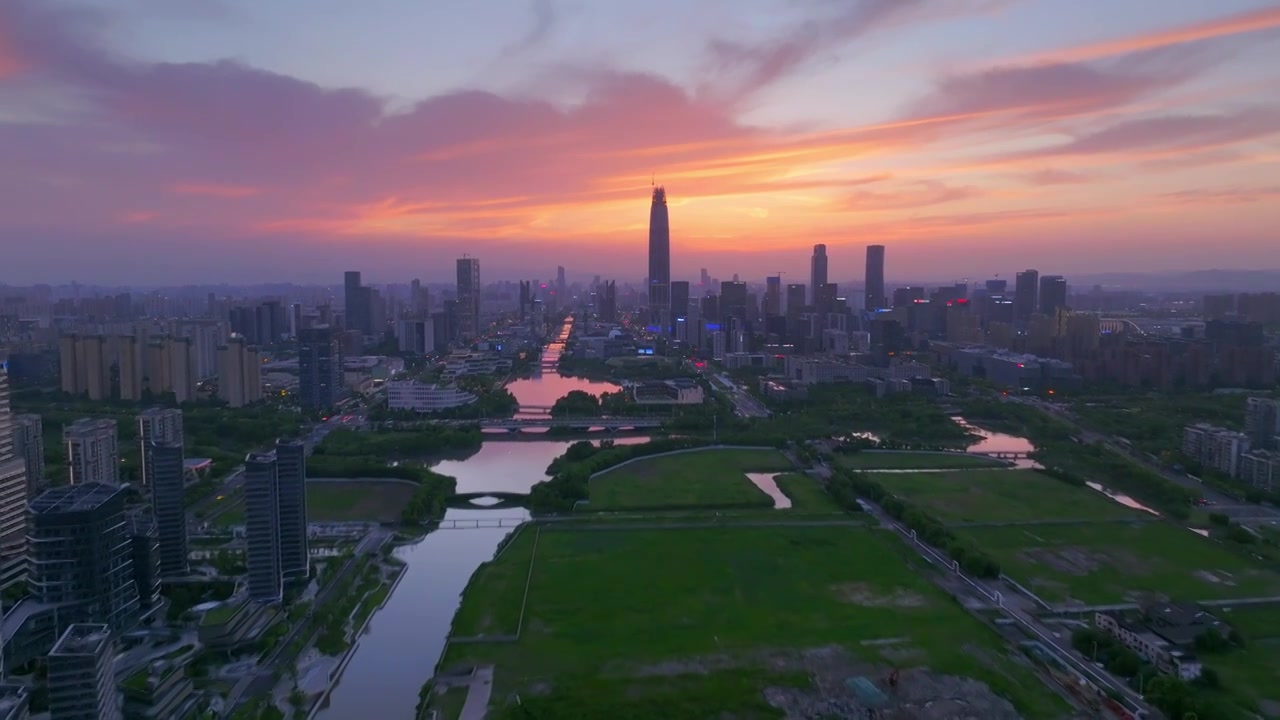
[{"x1": 647, "y1": 186, "x2": 671, "y2": 327}]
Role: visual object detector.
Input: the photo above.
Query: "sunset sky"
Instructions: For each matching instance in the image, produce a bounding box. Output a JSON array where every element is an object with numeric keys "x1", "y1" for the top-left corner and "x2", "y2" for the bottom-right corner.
[{"x1": 2, "y1": 0, "x2": 1279, "y2": 285}]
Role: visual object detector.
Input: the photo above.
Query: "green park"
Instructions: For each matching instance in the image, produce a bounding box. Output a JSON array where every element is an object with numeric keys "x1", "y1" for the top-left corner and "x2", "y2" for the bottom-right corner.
[{"x1": 585, "y1": 448, "x2": 793, "y2": 511}]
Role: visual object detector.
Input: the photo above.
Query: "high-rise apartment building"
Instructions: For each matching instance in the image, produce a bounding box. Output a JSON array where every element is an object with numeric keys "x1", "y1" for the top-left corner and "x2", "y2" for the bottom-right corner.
[
  {"x1": 117, "y1": 335, "x2": 143, "y2": 401},
  {"x1": 145, "y1": 441, "x2": 187, "y2": 578},
  {"x1": 810, "y1": 244, "x2": 828, "y2": 305},
  {"x1": 456, "y1": 258, "x2": 481, "y2": 340},
  {"x1": 647, "y1": 187, "x2": 671, "y2": 324},
  {"x1": 245, "y1": 443, "x2": 309, "y2": 601},
  {"x1": 137, "y1": 408, "x2": 182, "y2": 487},
  {"x1": 216, "y1": 335, "x2": 262, "y2": 408},
  {"x1": 142, "y1": 337, "x2": 197, "y2": 402},
  {"x1": 1039, "y1": 275, "x2": 1068, "y2": 316},
  {"x1": 864, "y1": 245, "x2": 886, "y2": 311},
  {"x1": 64, "y1": 419, "x2": 118, "y2": 485},
  {"x1": 59, "y1": 334, "x2": 110, "y2": 401},
  {"x1": 298, "y1": 327, "x2": 343, "y2": 412},
  {"x1": 1014, "y1": 269, "x2": 1039, "y2": 323},
  {"x1": 1246, "y1": 397, "x2": 1280, "y2": 450},
  {"x1": 14, "y1": 414, "x2": 44, "y2": 494},
  {"x1": 47, "y1": 624, "x2": 122, "y2": 720}
]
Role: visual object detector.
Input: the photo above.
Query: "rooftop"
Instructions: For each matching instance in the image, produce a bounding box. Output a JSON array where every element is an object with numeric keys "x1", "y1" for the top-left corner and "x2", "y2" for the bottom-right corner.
[
  {"x1": 29, "y1": 482, "x2": 124, "y2": 515},
  {"x1": 50, "y1": 623, "x2": 111, "y2": 656},
  {"x1": 0, "y1": 684, "x2": 29, "y2": 715},
  {"x1": 63, "y1": 417, "x2": 116, "y2": 437}
]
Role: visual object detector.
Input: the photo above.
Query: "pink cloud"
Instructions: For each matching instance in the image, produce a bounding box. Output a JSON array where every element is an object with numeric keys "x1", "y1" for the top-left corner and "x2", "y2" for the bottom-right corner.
[{"x1": 171, "y1": 182, "x2": 262, "y2": 198}]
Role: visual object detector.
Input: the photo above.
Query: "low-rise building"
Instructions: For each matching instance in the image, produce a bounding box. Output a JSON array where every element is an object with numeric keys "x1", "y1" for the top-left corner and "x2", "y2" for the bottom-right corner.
[
  {"x1": 784, "y1": 357, "x2": 872, "y2": 385},
  {"x1": 120, "y1": 647, "x2": 199, "y2": 720},
  {"x1": 196, "y1": 599, "x2": 278, "y2": 651},
  {"x1": 0, "y1": 684, "x2": 30, "y2": 720},
  {"x1": 944, "y1": 346, "x2": 1079, "y2": 391},
  {"x1": 632, "y1": 379, "x2": 705, "y2": 405},
  {"x1": 1182, "y1": 423, "x2": 1250, "y2": 477},
  {"x1": 1095, "y1": 612, "x2": 1202, "y2": 681},
  {"x1": 386, "y1": 381, "x2": 477, "y2": 413},
  {"x1": 441, "y1": 352, "x2": 512, "y2": 378}
]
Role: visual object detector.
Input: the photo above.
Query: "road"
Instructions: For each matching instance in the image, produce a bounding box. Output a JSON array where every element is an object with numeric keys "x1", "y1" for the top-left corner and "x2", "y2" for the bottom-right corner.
[
  {"x1": 1014, "y1": 396, "x2": 1280, "y2": 528},
  {"x1": 711, "y1": 373, "x2": 771, "y2": 418},
  {"x1": 856, "y1": 495, "x2": 1154, "y2": 718}
]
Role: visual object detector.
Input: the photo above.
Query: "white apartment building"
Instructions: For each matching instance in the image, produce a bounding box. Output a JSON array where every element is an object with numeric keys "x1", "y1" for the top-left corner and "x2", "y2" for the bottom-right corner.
[{"x1": 386, "y1": 381, "x2": 477, "y2": 413}]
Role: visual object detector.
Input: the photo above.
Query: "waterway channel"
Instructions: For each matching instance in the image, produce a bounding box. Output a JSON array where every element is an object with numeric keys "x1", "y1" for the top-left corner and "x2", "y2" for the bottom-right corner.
[{"x1": 314, "y1": 319, "x2": 625, "y2": 719}]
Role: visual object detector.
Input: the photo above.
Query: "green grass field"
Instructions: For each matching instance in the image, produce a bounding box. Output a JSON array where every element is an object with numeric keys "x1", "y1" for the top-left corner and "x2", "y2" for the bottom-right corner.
[
  {"x1": 445, "y1": 525, "x2": 1067, "y2": 719},
  {"x1": 774, "y1": 473, "x2": 842, "y2": 512},
  {"x1": 587, "y1": 449, "x2": 793, "y2": 511},
  {"x1": 427, "y1": 686, "x2": 468, "y2": 720},
  {"x1": 960, "y1": 522, "x2": 1280, "y2": 605},
  {"x1": 448, "y1": 527, "x2": 538, "y2": 639},
  {"x1": 1206, "y1": 605, "x2": 1280, "y2": 714},
  {"x1": 306, "y1": 481, "x2": 417, "y2": 522},
  {"x1": 876, "y1": 470, "x2": 1146, "y2": 525},
  {"x1": 835, "y1": 451, "x2": 1006, "y2": 470}
]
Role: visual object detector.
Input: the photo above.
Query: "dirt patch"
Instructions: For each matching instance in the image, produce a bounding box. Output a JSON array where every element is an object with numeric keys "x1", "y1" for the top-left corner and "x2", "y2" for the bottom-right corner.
[
  {"x1": 1194, "y1": 569, "x2": 1238, "y2": 586},
  {"x1": 1021, "y1": 546, "x2": 1098, "y2": 576},
  {"x1": 831, "y1": 582, "x2": 927, "y2": 608}
]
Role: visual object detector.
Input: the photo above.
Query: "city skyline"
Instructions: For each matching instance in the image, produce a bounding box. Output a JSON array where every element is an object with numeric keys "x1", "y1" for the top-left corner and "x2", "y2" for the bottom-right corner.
[{"x1": 2, "y1": 0, "x2": 1280, "y2": 284}]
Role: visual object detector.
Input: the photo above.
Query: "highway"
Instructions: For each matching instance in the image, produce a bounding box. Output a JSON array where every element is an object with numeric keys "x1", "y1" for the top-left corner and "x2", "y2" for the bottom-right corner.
[
  {"x1": 1013, "y1": 396, "x2": 1280, "y2": 528},
  {"x1": 711, "y1": 373, "x2": 771, "y2": 418}
]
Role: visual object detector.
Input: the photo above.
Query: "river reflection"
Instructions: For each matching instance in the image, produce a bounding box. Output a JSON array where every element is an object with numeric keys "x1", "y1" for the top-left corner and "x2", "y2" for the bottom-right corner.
[
  {"x1": 506, "y1": 316, "x2": 621, "y2": 412},
  {"x1": 428, "y1": 436, "x2": 648, "y2": 494}
]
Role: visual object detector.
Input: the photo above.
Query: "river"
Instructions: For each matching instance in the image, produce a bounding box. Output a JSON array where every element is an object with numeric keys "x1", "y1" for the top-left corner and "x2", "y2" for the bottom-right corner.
[{"x1": 314, "y1": 317, "x2": 626, "y2": 719}]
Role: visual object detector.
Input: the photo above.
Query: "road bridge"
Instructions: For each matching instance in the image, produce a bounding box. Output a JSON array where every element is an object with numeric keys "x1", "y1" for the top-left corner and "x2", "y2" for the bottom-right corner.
[{"x1": 479, "y1": 416, "x2": 666, "y2": 430}]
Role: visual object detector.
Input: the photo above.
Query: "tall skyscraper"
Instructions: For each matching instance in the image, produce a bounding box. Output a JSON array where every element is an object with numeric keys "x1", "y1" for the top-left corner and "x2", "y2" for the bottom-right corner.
[
  {"x1": 275, "y1": 440, "x2": 310, "y2": 581},
  {"x1": 128, "y1": 510, "x2": 162, "y2": 612},
  {"x1": 599, "y1": 281, "x2": 617, "y2": 323},
  {"x1": 298, "y1": 327, "x2": 344, "y2": 412},
  {"x1": 785, "y1": 283, "x2": 806, "y2": 319},
  {"x1": 0, "y1": 364, "x2": 28, "y2": 592},
  {"x1": 864, "y1": 245, "x2": 886, "y2": 311},
  {"x1": 216, "y1": 335, "x2": 262, "y2": 408},
  {"x1": 244, "y1": 451, "x2": 282, "y2": 603},
  {"x1": 1014, "y1": 269, "x2": 1040, "y2": 323},
  {"x1": 1039, "y1": 275, "x2": 1068, "y2": 316},
  {"x1": 810, "y1": 244, "x2": 828, "y2": 305},
  {"x1": 764, "y1": 276, "x2": 782, "y2": 316},
  {"x1": 720, "y1": 281, "x2": 748, "y2": 322},
  {"x1": 64, "y1": 419, "x2": 118, "y2": 485},
  {"x1": 647, "y1": 187, "x2": 671, "y2": 324},
  {"x1": 816, "y1": 283, "x2": 839, "y2": 317},
  {"x1": 456, "y1": 257, "x2": 481, "y2": 339},
  {"x1": 670, "y1": 281, "x2": 690, "y2": 329},
  {"x1": 343, "y1": 271, "x2": 371, "y2": 335},
  {"x1": 145, "y1": 441, "x2": 187, "y2": 578},
  {"x1": 1245, "y1": 397, "x2": 1280, "y2": 450},
  {"x1": 137, "y1": 408, "x2": 182, "y2": 488},
  {"x1": 47, "y1": 624, "x2": 122, "y2": 720}
]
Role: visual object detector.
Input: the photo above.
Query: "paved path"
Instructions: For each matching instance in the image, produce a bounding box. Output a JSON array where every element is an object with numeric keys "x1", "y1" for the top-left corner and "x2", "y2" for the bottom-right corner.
[
  {"x1": 539, "y1": 518, "x2": 864, "y2": 532},
  {"x1": 460, "y1": 665, "x2": 494, "y2": 720}
]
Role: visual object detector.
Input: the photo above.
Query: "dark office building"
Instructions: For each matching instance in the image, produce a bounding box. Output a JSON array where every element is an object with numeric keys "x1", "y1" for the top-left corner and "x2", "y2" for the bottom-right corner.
[
  {"x1": 47, "y1": 624, "x2": 120, "y2": 720},
  {"x1": 1038, "y1": 275, "x2": 1068, "y2": 315},
  {"x1": 765, "y1": 276, "x2": 782, "y2": 316},
  {"x1": 145, "y1": 441, "x2": 187, "y2": 578},
  {"x1": 27, "y1": 483, "x2": 140, "y2": 631},
  {"x1": 892, "y1": 286, "x2": 924, "y2": 308},
  {"x1": 297, "y1": 327, "x2": 344, "y2": 412},
  {"x1": 786, "y1": 283, "x2": 807, "y2": 319},
  {"x1": 432, "y1": 307, "x2": 455, "y2": 351},
  {"x1": 344, "y1": 271, "x2": 371, "y2": 335},
  {"x1": 456, "y1": 258, "x2": 481, "y2": 339},
  {"x1": 670, "y1": 281, "x2": 690, "y2": 331},
  {"x1": 864, "y1": 245, "x2": 886, "y2": 311},
  {"x1": 518, "y1": 280, "x2": 532, "y2": 320},
  {"x1": 816, "y1": 283, "x2": 839, "y2": 317},
  {"x1": 275, "y1": 440, "x2": 309, "y2": 582},
  {"x1": 720, "y1": 281, "x2": 748, "y2": 322},
  {"x1": 1206, "y1": 320, "x2": 1265, "y2": 347},
  {"x1": 647, "y1": 187, "x2": 671, "y2": 323},
  {"x1": 1015, "y1": 269, "x2": 1039, "y2": 322},
  {"x1": 810, "y1": 244, "x2": 828, "y2": 306},
  {"x1": 700, "y1": 295, "x2": 720, "y2": 324},
  {"x1": 244, "y1": 451, "x2": 282, "y2": 603},
  {"x1": 244, "y1": 441, "x2": 309, "y2": 603},
  {"x1": 598, "y1": 281, "x2": 617, "y2": 323}
]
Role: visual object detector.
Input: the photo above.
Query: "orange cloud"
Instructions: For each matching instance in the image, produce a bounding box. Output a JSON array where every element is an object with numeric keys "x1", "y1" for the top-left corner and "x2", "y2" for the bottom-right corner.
[
  {"x1": 171, "y1": 182, "x2": 262, "y2": 198},
  {"x1": 1009, "y1": 6, "x2": 1280, "y2": 66}
]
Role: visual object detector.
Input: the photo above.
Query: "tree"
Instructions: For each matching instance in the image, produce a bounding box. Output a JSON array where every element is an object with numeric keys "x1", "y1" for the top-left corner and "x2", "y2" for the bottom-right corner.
[
  {"x1": 551, "y1": 390, "x2": 601, "y2": 417},
  {"x1": 1208, "y1": 512, "x2": 1230, "y2": 527}
]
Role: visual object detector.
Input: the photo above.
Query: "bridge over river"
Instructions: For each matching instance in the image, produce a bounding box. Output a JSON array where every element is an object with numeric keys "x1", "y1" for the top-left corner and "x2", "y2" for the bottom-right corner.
[{"x1": 479, "y1": 416, "x2": 667, "y2": 431}]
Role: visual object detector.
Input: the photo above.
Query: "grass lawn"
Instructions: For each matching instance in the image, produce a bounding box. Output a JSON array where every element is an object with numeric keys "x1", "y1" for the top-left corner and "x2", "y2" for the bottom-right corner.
[
  {"x1": 587, "y1": 449, "x2": 793, "y2": 511},
  {"x1": 306, "y1": 481, "x2": 417, "y2": 522},
  {"x1": 444, "y1": 525, "x2": 1067, "y2": 719},
  {"x1": 960, "y1": 522, "x2": 1280, "y2": 605},
  {"x1": 836, "y1": 451, "x2": 1006, "y2": 470},
  {"x1": 450, "y1": 526, "x2": 538, "y2": 639},
  {"x1": 774, "y1": 473, "x2": 842, "y2": 513},
  {"x1": 876, "y1": 470, "x2": 1147, "y2": 525}
]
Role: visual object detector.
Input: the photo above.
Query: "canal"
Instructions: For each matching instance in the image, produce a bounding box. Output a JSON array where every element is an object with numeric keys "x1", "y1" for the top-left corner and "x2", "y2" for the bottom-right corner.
[{"x1": 314, "y1": 318, "x2": 625, "y2": 719}]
